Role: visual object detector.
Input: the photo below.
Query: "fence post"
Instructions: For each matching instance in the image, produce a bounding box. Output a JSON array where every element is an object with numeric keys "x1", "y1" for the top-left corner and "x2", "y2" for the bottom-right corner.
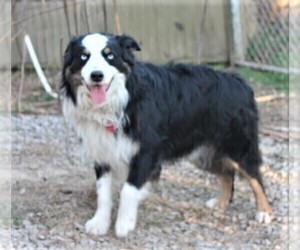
[
  {"x1": 289, "y1": 5, "x2": 300, "y2": 249},
  {"x1": 230, "y1": 0, "x2": 244, "y2": 64}
]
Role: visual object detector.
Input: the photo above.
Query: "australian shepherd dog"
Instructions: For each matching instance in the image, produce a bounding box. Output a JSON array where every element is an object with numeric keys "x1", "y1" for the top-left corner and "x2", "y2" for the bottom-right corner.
[{"x1": 61, "y1": 33, "x2": 273, "y2": 237}]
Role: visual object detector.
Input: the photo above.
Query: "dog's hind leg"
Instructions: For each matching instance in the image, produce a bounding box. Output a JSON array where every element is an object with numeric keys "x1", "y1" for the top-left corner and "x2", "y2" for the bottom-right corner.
[
  {"x1": 206, "y1": 159, "x2": 235, "y2": 212},
  {"x1": 238, "y1": 166, "x2": 273, "y2": 223},
  {"x1": 231, "y1": 149, "x2": 273, "y2": 224}
]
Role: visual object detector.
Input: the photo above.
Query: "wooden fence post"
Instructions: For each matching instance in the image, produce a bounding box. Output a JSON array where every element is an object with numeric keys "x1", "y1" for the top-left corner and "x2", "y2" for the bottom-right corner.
[{"x1": 230, "y1": 0, "x2": 244, "y2": 64}]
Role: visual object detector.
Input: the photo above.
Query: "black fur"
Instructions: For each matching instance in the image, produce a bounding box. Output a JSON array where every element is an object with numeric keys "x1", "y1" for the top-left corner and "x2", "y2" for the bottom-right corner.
[
  {"x1": 61, "y1": 35, "x2": 86, "y2": 104},
  {"x1": 94, "y1": 163, "x2": 110, "y2": 179},
  {"x1": 123, "y1": 61, "x2": 262, "y2": 188}
]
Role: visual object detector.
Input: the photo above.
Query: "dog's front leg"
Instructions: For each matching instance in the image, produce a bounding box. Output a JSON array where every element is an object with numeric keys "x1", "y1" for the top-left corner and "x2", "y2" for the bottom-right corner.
[
  {"x1": 85, "y1": 164, "x2": 112, "y2": 235},
  {"x1": 115, "y1": 150, "x2": 155, "y2": 238},
  {"x1": 115, "y1": 182, "x2": 149, "y2": 237}
]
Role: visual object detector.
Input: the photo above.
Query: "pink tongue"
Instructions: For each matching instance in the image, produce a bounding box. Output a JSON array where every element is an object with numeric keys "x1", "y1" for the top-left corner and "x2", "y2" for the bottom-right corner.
[{"x1": 90, "y1": 85, "x2": 106, "y2": 105}]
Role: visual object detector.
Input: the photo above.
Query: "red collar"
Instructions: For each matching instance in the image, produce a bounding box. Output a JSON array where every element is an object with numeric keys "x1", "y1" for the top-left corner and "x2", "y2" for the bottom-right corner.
[{"x1": 105, "y1": 124, "x2": 117, "y2": 133}]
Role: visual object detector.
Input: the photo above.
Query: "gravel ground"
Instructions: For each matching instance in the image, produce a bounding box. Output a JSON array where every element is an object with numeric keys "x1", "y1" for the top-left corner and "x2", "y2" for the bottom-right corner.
[{"x1": 6, "y1": 112, "x2": 292, "y2": 250}]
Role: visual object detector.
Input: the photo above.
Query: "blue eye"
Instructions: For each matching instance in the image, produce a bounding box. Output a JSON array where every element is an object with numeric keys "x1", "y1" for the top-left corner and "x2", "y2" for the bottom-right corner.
[
  {"x1": 81, "y1": 54, "x2": 88, "y2": 61},
  {"x1": 107, "y1": 54, "x2": 114, "y2": 60}
]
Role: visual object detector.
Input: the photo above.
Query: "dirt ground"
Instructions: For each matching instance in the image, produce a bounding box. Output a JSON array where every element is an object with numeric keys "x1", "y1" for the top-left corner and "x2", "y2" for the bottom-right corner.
[{"x1": 4, "y1": 71, "x2": 296, "y2": 249}]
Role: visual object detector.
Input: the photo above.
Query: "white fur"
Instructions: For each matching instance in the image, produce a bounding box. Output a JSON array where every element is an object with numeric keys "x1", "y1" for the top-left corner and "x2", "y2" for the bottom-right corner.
[
  {"x1": 115, "y1": 182, "x2": 150, "y2": 238},
  {"x1": 205, "y1": 197, "x2": 218, "y2": 208},
  {"x1": 186, "y1": 145, "x2": 215, "y2": 169},
  {"x1": 81, "y1": 34, "x2": 119, "y2": 85},
  {"x1": 85, "y1": 173, "x2": 112, "y2": 235},
  {"x1": 63, "y1": 73, "x2": 139, "y2": 181},
  {"x1": 256, "y1": 211, "x2": 272, "y2": 224}
]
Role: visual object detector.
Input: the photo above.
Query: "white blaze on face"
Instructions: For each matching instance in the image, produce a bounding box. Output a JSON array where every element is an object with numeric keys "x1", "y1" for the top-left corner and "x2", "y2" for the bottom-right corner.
[{"x1": 81, "y1": 34, "x2": 120, "y2": 105}]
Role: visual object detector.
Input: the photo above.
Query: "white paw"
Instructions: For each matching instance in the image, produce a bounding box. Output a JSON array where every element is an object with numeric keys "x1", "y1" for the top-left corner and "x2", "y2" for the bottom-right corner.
[
  {"x1": 85, "y1": 215, "x2": 110, "y2": 235},
  {"x1": 115, "y1": 213, "x2": 136, "y2": 238},
  {"x1": 205, "y1": 198, "x2": 218, "y2": 208},
  {"x1": 256, "y1": 211, "x2": 273, "y2": 224}
]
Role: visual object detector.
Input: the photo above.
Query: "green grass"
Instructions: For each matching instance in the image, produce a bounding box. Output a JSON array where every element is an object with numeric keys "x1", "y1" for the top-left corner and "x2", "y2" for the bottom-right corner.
[
  {"x1": 236, "y1": 67, "x2": 288, "y2": 92},
  {"x1": 211, "y1": 64, "x2": 289, "y2": 93},
  {"x1": 24, "y1": 89, "x2": 55, "y2": 103},
  {"x1": 11, "y1": 204, "x2": 23, "y2": 227},
  {"x1": 289, "y1": 74, "x2": 300, "y2": 93}
]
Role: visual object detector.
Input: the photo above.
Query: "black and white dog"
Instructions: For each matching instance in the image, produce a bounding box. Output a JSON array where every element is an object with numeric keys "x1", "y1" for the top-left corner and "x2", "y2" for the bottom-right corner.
[{"x1": 61, "y1": 33, "x2": 273, "y2": 237}]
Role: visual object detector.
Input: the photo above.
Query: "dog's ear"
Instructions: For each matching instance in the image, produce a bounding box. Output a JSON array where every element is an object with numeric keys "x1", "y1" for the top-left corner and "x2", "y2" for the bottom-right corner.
[
  {"x1": 63, "y1": 36, "x2": 78, "y2": 66},
  {"x1": 116, "y1": 34, "x2": 141, "y2": 52},
  {"x1": 116, "y1": 34, "x2": 140, "y2": 66}
]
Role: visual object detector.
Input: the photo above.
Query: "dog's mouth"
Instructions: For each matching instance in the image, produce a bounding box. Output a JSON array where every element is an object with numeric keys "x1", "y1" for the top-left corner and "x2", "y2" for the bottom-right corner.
[
  {"x1": 83, "y1": 78, "x2": 113, "y2": 105},
  {"x1": 88, "y1": 84, "x2": 109, "y2": 105}
]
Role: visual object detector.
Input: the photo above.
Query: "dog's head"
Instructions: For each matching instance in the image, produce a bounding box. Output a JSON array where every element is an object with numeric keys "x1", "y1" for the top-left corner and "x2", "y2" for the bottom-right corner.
[{"x1": 61, "y1": 33, "x2": 140, "y2": 105}]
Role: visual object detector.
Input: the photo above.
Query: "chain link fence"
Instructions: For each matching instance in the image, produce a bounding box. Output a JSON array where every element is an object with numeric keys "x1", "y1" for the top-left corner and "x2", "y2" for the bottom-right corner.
[{"x1": 231, "y1": 0, "x2": 300, "y2": 74}]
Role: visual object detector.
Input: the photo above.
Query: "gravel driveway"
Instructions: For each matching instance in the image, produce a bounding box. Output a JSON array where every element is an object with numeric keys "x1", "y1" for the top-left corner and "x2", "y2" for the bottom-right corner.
[{"x1": 6, "y1": 113, "x2": 291, "y2": 250}]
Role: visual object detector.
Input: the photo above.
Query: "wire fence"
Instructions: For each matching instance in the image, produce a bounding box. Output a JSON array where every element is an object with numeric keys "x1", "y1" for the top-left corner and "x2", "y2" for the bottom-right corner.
[{"x1": 232, "y1": 0, "x2": 300, "y2": 74}]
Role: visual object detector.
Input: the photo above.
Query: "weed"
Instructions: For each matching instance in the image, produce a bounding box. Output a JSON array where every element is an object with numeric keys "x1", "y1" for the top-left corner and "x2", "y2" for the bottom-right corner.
[{"x1": 11, "y1": 204, "x2": 23, "y2": 228}]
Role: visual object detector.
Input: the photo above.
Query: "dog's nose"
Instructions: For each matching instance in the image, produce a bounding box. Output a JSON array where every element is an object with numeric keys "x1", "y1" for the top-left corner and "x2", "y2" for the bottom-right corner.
[{"x1": 90, "y1": 71, "x2": 104, "y2": 82}]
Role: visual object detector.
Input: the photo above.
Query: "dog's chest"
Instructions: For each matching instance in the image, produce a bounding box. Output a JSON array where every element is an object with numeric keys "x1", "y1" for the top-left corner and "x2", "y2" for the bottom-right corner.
[
  {"x1": 81, "y1": 122, "x2": 137, "y2": 165},
  {"x1": 63, "y1": 99, "x2": 139, "y2": 175}
]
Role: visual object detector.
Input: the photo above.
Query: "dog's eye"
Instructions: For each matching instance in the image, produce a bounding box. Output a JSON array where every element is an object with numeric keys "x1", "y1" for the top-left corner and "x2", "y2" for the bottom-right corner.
[
  {"x1": 107, "y1": 54, "x2": 114, "y2": 61},
  {"x1": 80, "y1": 54, "x2": 88, "y2": 61}
]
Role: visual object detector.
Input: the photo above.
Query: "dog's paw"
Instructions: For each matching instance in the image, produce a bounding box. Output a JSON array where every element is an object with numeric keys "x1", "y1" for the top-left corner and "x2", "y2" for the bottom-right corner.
[
  {"x1": 205, "y1": 198, "x2": 218, "y2": 208},
  {"x1": 115, "y1": 213, "x2": 136, "y2": 238},
  {"x1": 205, "y1": 197, "x2": 229, "y2": 212},
  {"x1": 85, "y1": 215, "x2": 110, "y2": 235},
  {"x1": 256, "y1": 211, "x2": 273, "y2": 224}
]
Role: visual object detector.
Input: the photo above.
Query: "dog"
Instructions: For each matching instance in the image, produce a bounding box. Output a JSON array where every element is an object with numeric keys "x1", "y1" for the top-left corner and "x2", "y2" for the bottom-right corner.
[{"x1": 61, "y1": 32, "x2": 273, "y2": 238}]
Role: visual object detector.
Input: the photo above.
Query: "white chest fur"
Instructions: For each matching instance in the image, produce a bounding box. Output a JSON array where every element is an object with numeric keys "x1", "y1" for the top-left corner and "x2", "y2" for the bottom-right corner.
[{"x1": 62, "y1": 77, "x2": 139, "y2": 180}]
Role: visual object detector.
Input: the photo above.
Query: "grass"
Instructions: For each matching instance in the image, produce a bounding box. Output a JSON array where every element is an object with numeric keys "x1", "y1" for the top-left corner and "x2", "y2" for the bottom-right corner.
[
  {"x1": 236, "y1": 67, "x2": 288, "y2": 93},
  {"x1": 23, "y1": 88, "x2": 55, "y2": 103},
  {"x1": 289, "y1": 74, "x2": 300, "y2": 93},
  {"x1": 11, "y1": 204, "x2": 23, "y2": 228},
  {"x1": 211, "y1": 64, "x2": 289, "y2": 93}
]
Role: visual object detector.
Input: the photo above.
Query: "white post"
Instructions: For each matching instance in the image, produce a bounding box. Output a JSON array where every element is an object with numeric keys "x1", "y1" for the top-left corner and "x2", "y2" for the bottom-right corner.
[
  {"x1": 24, "y1": 34, "x2": 58, "y2": 99},
  {"x1": 288, "y1": 6, "x2": 300, "y2": 250},
  {"x1": 230, "y1": 0, "x2": 244, "y2": 62}
]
